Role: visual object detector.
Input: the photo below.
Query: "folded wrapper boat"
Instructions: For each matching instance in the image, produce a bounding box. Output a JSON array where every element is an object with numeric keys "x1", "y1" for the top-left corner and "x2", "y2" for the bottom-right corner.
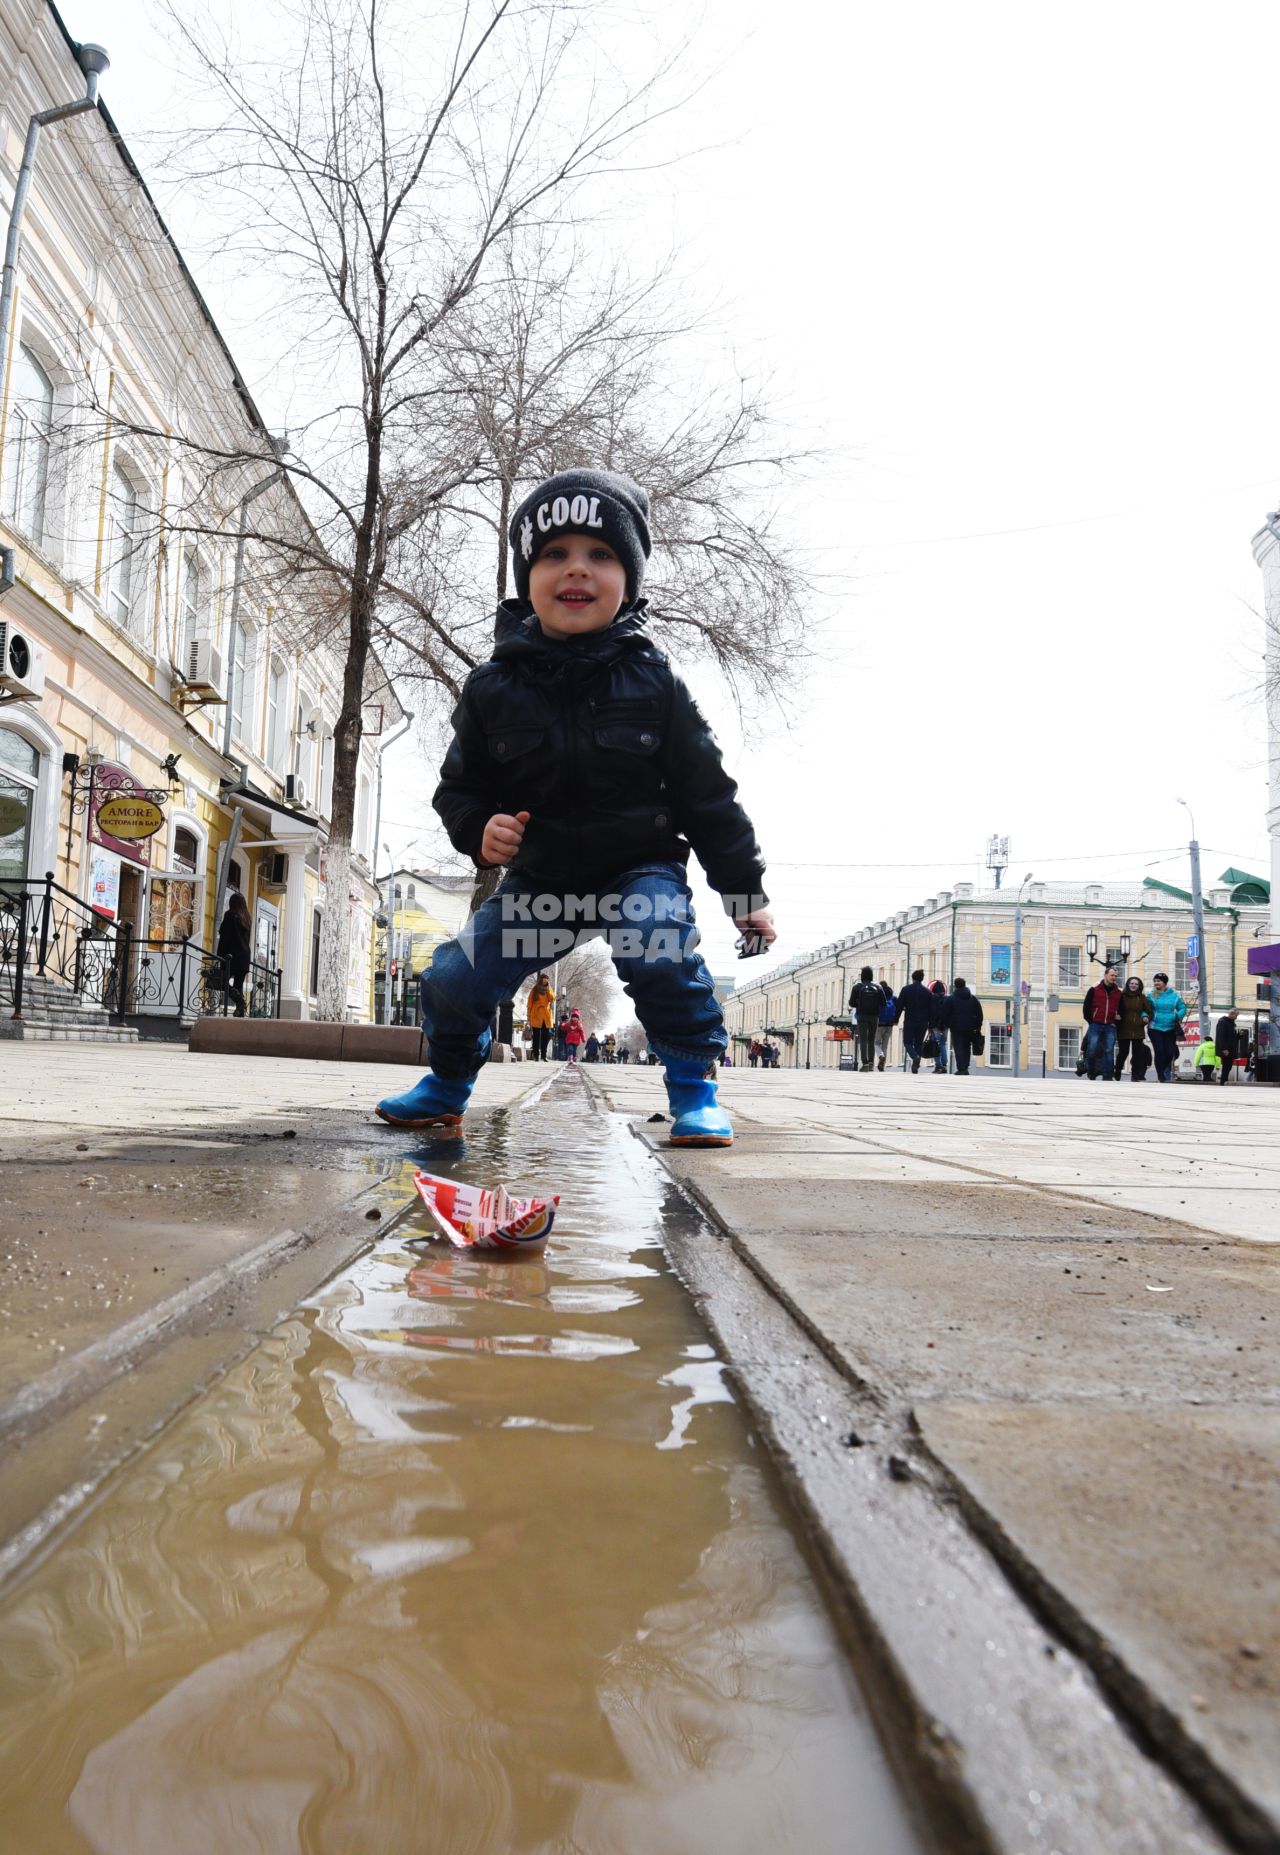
[{"x1": 411, "y1": 1171, "x2": 559, "y2": 1251}]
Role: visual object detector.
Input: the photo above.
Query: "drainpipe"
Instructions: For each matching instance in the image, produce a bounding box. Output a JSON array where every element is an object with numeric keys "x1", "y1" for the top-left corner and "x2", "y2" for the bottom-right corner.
[
  {"x1": 371, "y1": 711, "x2": 414, "y2": 1023},
  {"x1": 0, "y1": 46, "x2": 110, "y2": 410}
]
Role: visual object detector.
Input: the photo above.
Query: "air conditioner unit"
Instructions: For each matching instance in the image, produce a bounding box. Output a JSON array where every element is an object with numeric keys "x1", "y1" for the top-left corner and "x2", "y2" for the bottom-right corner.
[
  {"x1": 285, "y1": 772, "x2": 309, "y2": 807},
  {"x1": 0, "y1": 621, "x2": 45, "y2": 702},
  {"x1": 183, "y1": 636, "x2": 224, "y2": 698}
]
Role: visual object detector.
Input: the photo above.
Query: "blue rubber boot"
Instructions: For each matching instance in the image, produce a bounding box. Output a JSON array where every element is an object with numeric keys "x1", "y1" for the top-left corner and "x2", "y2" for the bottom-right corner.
[
  {"x1": 375, "y1": 1072, "x2": 474, "y2": 1130},
  {"x1": 664, "y1": 1057, "x2": 733, "y2": 1147}
]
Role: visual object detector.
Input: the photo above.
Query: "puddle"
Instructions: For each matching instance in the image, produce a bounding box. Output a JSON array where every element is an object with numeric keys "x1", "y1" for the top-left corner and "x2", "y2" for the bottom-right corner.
[{"x1": 0, "y1": 1072, "x2": 923, "y2": 1854}]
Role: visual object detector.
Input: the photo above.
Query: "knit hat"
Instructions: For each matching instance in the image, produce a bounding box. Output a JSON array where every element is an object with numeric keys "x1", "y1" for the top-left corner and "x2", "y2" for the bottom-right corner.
[{"x1": 509, "y1": 469, "x2": 652, "y2": 603}]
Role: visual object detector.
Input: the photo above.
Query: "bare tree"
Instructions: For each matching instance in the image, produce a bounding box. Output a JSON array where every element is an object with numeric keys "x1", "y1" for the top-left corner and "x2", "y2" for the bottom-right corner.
[
  {"x1": 377, "y1": 225, "x2": 816, "y2": 717},
  {"x1": 95, "y1": 0, "x2": 692, "y2": 1018}
]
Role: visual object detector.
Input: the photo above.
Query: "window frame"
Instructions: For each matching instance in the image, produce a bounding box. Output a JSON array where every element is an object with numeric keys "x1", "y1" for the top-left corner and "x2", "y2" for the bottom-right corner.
[
  {"x1": 1, "y1": 340, "x2": 54, "y2": 548},
  {"x1": 1058, "y1": 945, "x2": 1082, "y2": 989},
  {"x1": 987, "y1": 1021, "x2": 1012, "y2": 1067}
]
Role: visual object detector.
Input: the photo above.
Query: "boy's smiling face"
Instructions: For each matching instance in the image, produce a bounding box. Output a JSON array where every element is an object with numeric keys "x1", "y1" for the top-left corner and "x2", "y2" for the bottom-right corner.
[{"x1": 529, "y1": 533, "x2": 627, "y2": 641}]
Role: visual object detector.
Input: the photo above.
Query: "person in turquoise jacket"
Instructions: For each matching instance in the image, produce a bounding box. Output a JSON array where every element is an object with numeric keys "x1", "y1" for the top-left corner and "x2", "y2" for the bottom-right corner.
[{"x1": 1148, "y1": 972, "x2": 1188, "y2": 1083}]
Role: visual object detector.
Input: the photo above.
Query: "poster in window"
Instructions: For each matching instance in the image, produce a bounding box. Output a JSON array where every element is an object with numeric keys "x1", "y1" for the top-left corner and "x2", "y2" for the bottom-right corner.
[
  {"x1": 990, "y1": 943, "x2": 1011, "y2": 985},
  {"x1": 89, "y1": 846, "x2": 121, "y2": 921}
]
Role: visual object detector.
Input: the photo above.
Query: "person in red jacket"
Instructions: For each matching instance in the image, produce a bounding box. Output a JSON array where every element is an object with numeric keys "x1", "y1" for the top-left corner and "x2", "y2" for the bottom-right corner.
[
  {"x1": 1082, "y1": 965, "x2": 1124, "y2": 1079},
  {"x1": 564, "y1": 1009, "x2": 586, "y2": 1064}
]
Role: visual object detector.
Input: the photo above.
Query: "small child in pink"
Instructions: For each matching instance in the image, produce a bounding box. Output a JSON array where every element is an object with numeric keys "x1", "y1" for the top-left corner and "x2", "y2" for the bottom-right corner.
[{"x1": 564, "y1": 1010, "x2": 586, "y2": 1064}]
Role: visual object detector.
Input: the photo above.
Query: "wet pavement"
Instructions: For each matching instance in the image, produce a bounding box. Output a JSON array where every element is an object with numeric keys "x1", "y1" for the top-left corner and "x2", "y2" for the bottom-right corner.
[{"x1": 0, "y1": 1071, "x2": 922, "y2": 1855}]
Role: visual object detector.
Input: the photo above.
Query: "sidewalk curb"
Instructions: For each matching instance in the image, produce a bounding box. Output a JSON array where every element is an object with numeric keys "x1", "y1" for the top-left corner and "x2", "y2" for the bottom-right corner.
[{"x1": 624, "y1": 1118, "x2": 1234, "y2": 1855}]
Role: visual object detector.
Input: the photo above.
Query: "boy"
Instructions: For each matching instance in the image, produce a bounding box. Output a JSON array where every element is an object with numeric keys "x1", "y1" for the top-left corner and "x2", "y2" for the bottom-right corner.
[{"x1": 375, "y1": 468, "x2": 775, "y2": 1145}]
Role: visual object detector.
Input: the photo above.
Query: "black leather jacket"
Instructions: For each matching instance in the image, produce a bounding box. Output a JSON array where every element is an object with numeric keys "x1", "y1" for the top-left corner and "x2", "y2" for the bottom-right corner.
[{"x1": 433, "y1": 602, "x2": 768, "y2": 906}]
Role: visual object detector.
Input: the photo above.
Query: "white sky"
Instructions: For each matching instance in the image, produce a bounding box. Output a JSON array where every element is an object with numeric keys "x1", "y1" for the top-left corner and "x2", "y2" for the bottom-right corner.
[{"x1": 52, "y1": 0, "x2": 1280, "y2": 980}]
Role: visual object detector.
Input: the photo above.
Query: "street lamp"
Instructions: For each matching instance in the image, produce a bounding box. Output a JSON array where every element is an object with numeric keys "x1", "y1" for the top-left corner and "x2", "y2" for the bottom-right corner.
[
  {"x1": 0, "y1": 44, "x2": 109, "y2": 401},
  {"x1": 1176, "y1": 798, "x2": 1210, "y2": 1042},
  {"x1": 1011, "y1": 872, "x2": 1034, "y2": 1076},
  {"x1": 1119, "y1": 931, "x2": 1131, "y2": 962},
  {"x1": 1086, "y1": 929, "x2": 1099, "y2": 962}
]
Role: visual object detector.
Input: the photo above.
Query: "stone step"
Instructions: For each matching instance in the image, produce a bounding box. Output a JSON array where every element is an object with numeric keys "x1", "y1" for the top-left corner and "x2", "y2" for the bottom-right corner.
[{"x1": 0, "y1": 1021, "x2": 138, "y2": 1043}]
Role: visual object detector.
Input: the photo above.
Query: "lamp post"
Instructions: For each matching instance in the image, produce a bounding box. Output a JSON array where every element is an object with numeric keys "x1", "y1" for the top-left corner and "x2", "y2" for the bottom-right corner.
[
  {"x1": 1176, "y1": 798, "x2": 1210, "y2": 1042},
  {"x1": 0, "y1": 45, "x2": 109, "y2": 401},
  {"x1": 1011, "y1": 872, "x2": 1034, "y2": 1077}
]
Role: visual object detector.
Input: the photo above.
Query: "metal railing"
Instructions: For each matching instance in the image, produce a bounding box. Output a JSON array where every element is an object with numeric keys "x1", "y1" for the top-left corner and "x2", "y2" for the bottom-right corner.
[
  {"x1": 1, "y1": 872, "x2": 281, "y2": 1023},
  {"x1": 1, "y1": 871, "x2": 132, "y2": 1021}
]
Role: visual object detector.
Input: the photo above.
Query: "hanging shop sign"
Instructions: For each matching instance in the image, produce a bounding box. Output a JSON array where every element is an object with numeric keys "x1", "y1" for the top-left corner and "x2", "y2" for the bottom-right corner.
[
  {"x1": 95, "y1": 793, "x2": 165, "y2": 842},
  {"x1": 85, "y1": 763, "x2": 166, "y2": 866}
]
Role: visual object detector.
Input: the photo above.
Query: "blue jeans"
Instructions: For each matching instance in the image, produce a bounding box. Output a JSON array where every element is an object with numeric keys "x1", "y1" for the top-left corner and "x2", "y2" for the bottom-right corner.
[
  {"x1": 932, "y1": 1031, "x2": 948, "y2": 1072},
  {"x1": 1085, "y1": 1022, "x2": 1117, "y2": 1079},
  {"x1": 1149, "y1": 1027, "x2": 1178, "y2": 1082},
  {"x1": 420, "y1": 864, "x2": 726, "y2": 1081}
]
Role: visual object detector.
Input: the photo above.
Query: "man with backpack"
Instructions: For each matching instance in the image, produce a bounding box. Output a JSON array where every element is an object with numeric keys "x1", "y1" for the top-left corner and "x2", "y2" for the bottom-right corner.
[
  {"x1": 848, "y1": 965, "x2": 888, "y2": 1073},
  {"x1": 873, "y1": 980, "x2": 898, "y2": 1071}
]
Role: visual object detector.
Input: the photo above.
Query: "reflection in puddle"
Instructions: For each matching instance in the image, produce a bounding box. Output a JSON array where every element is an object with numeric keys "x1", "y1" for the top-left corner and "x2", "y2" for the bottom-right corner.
[{"x1": 0, "y1": 1075, "x2": 922, "y2": 1855}]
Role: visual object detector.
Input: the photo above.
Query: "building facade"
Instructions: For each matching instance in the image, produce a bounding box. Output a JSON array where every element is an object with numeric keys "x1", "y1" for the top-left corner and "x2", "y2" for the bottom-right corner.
[
  {"x1": 724, "y1": 876, "x2": 1270, "y2": 1072},
  {"x1": 373, "y1": 864, "x2": 474, "y2": 1023},
  {"x1": 1249, "y1": 514, "x2": 1280, "y2": 1062},
  {"x1": 1, "y1": 0, "x2": 401, "y2": 1027}
]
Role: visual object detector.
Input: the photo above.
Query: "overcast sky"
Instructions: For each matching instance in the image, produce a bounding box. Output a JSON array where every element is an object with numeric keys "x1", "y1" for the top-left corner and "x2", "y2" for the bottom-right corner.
[{"x1": 52, "y1": 0, "x2": 1280, "y2": 979}]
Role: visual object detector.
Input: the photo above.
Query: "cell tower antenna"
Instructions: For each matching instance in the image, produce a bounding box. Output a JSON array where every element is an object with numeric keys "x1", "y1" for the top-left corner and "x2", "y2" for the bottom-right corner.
[{"x1": 986, "y1": 834, "x2": 1009, "y2": 890}]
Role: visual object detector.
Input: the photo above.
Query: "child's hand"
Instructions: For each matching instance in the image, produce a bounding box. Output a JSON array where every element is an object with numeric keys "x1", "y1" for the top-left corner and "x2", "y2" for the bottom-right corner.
[
  {"x1": 479, "y1": 810, "x2": 530, "y2": 868},
  {"x1": 734, "y1": 907, "x2": 776, "y2": 946}
]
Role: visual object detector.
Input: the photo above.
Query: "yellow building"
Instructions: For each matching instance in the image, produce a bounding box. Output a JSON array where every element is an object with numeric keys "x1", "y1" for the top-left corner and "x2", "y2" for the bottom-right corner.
[
  {"x1": 725, "y1": 875, "x2": 1271, "y2": 1072},
  {"x1": 374, "y1": 864, "x2": 474, "y2": 1023},
  {"x1": 1, "y1": 3, "x2": 401, "y2": 1032}
]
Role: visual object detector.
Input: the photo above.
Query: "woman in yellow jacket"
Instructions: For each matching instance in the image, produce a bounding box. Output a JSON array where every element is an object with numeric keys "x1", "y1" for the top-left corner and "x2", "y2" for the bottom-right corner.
[{"x1": 526, "y1": 973, "x2": 555, "y2": 1061}]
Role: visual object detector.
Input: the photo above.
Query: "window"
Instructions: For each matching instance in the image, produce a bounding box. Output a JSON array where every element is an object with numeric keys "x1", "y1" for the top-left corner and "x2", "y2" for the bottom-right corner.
[
  {"x1": 105, "y1": 462, "x2": 141, "y2": 633},
  {"x1": 172, "y1": 827, "x2": 200, "y2": 874},
  {"x1": 406, "y1": 883, "x2": 416, "y2": 905},
  {"x1": 1, "y1": 343, "x2": 53, "y2": 545},
  {"x1": 296, "y1": 690, "x2": 318, "y2": 789},
  {"x1": 1174, "y1": 949, "x2": 1189, "y2": 991},
  {"x1": 990, "y1": 943, "x2": 1011, "y2": 985},
  {"x1": 0, "y1": 725, "x2": 39, "y2": 883},
  {"x1": 266, "y1": 657, "x2": 288, "y2": 771},
  {"x1": 988, "y1": 1022, "x2": 1012, "y2": 1066},
  {"x1": 230, "y1": 621, "x2": 256, "y2": 742},
  {"x1": 1057, "y1": 1026, "x2": 1081, "y2": 1070},
  {"x1": 1058, "y1": 945, "x2": 1082, "y2": 988},
  {"x1": 180, "y1": 550, "x2": 206, "y2": 672},
  {"x1": 228, "y1": 857, "x2": 243, "y2": 892}
]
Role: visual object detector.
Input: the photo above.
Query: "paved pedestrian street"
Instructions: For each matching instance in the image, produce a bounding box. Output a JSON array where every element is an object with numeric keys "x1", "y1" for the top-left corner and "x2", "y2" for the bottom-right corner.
[{"x1": 0, "y1": 1042, "x2": 1276, "y2": 1855}]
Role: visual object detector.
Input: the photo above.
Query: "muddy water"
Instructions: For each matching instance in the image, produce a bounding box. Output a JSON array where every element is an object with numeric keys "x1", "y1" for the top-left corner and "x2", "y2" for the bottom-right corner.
[{"x1": 0, "y1": 1073, "x2": 923, "y2": 1855}]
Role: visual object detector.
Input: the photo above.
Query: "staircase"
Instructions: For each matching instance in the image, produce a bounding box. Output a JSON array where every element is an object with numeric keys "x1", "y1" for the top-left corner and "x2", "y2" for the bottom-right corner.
[{"x1": 0, "y1": 971, "x2": 139, "y2": 1044}]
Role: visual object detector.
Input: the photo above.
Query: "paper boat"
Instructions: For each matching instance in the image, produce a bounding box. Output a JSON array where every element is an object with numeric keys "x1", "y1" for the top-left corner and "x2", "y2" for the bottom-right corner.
[{"x1": 411, "y1": 1171, "x2": 559, "y2": 1251}]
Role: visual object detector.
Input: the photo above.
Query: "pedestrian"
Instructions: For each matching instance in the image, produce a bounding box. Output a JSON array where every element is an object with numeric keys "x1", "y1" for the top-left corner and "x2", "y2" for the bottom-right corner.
[
  {"x1": 603, "y1": 1032, "x2": 616, "y2": 1064},
  {"x1": 1082, "y1": 964, "x2": 1124, "y2": 1080},
  {"x1": 895, "y1": 968, "x2": 934, "y2": 1074},
  {"x1": 874, "y1": 980, "x2": 898, "y2": 1071},
  {"x1": 748, "y1": 1039, "x2": 760, "y2": 1069},
  {"x1": 585, "y1": 1031, "x2": 600, "y2": 1063},
  {"x1": 949, "y1": 978, "x2": 984, "y2": 1074},
  {"x1": 848, "y1": 966, "x2": 884, "y2": 1072},
  {"x1": 525, "y1": 971, "x2": 555, "y2": 1061},
  {"x1": 618, "y1": 1045, "x2": 630, "y2": 1065},
  {"x1": 216, "y1": 891, "x2": 252, "y2": 1018},
  {"x1": 374, "y1": 468, "x2": 774, "y2": 1145},
  {"x1": 565, "y1": 1009, "x2": 586, "y2": 1064},
  {"x1": 1192, "y1": 1036, "x2": 1221, "y2": 1083},
  {"x1": 1214, "y1": 1008, "x2": 1240, "y2": 1085},
  {"x1": 1114, "y1": 976, "x2": 1154, "y2": 1082},
  {"x1": 928, "y1": 979, "x2": 951, "y2": 1074},
  {"x1": 1147, "y1": 972, "x2": 1188, "y2": 1083}
]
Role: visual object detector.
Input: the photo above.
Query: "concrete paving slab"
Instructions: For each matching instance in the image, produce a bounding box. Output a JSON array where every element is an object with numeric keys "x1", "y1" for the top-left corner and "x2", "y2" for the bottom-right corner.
[{"x1": 917, "y1": 1401, "x2": 1280, "y2": 1849}]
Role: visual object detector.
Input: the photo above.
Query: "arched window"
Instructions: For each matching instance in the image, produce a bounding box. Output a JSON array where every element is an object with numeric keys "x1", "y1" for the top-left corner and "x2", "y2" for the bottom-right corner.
[
  {"x1": 406, "y1": 882, "x2": 416, "y2": 905},
  {"x1": 0, "y1": 726, "x2": 39, "y2": 883},
  {"x1": 105, "y1": 461, "x2": 141, "y2": 634},
  {"x1": 266, "y1": 657, "x2": 288, "y2": 770},
  {"x1": 173, "y1": 826, "x2": 199, "y2": 874},
  {"x1": 1, "y1": 344, "x2": 53, "y2": 545}
]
